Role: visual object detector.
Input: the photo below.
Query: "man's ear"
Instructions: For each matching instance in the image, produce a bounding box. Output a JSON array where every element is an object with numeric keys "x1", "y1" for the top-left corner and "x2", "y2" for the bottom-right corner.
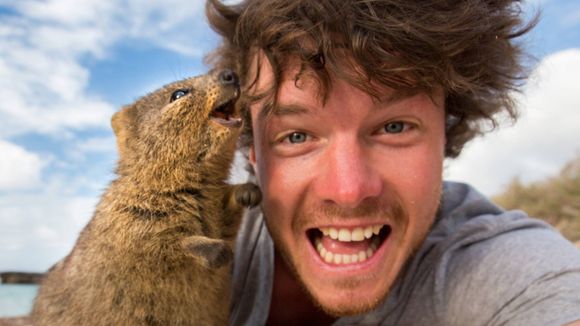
[
  {"x1": 249, "y1": 144, "x2": 258, "y2": 171},
  {"x1": 111, "y1": 106, "x2": 132, "y2": 157},
  {"x1": 247, "y1": 145, "x2": 261, "y2": 184}
]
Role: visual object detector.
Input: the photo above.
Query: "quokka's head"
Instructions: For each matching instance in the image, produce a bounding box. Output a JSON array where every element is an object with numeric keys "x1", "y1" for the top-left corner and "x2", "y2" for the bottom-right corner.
[{"x1": 111, "y1": 70, "x2": 242, "y2": 170}]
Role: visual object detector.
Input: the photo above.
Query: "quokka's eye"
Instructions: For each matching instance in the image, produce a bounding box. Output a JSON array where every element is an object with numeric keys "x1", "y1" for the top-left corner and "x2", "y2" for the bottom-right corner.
[{"x1": 170, "y1": 89, "x2": 190, "y2": 102}]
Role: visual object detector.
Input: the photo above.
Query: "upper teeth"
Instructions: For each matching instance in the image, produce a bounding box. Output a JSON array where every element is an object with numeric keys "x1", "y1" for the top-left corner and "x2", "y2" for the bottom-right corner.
[{"x1": 320, "y1": 225, "x2": 383, "y2": 242}]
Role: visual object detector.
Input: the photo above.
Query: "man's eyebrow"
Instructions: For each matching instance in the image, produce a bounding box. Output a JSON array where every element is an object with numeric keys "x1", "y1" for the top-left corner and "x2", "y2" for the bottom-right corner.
[
  {"x1": 255, "y1": 90, "x2": 419, "y2": 121},
  {"x1": 258, "y1": 103, "x2": 310, "y2": 121},
  {"x1": 274, "y1": 104, "x2": 310, "y2": 115},
  {"x1": 377, "y1": 89, "x2": 418, "y2": 107}
]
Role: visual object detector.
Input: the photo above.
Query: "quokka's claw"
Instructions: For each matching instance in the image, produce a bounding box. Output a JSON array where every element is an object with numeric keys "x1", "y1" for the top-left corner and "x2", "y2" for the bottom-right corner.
[{"x1": 235, "y1": 183, "x2": 262, "y2": 208}]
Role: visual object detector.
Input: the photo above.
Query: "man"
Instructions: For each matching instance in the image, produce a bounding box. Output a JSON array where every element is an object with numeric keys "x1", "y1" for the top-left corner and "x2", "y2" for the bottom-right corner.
[{"x1": 205, "y1": 0, "x2": 580, "y2": 325}]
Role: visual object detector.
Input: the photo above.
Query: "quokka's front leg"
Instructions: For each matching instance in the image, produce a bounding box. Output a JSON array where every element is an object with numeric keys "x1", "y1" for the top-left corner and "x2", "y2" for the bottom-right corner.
[
  {"x1": 181, "y1": 236, "x2": 233, "y2": 269},
  {"x1": 221, "y1": 182, "x2": 261, "y2": 240},
  {"x1": 181, "y1": 183, "x2": 261, "y2": 269}
]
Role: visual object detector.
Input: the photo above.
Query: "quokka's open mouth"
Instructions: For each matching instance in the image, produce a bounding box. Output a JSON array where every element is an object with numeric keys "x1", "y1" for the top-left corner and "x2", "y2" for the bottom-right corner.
[{"x1": 210, "y1": 95, "x2": 242, "y2": 128}]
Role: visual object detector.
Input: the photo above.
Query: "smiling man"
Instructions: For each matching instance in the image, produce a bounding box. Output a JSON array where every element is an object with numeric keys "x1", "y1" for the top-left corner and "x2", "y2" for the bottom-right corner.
[
  {"x1": 205, "y1": 0, "x2": 580, "y2": 325},
  {"x1": 247, "y1": 60, "x2": 446, "y2": 320}
]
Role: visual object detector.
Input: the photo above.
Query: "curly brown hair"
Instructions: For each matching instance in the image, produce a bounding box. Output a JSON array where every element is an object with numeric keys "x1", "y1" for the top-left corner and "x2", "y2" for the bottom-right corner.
[{"x1": 205, "y1": 0, "x2": 537, "y2": 158}]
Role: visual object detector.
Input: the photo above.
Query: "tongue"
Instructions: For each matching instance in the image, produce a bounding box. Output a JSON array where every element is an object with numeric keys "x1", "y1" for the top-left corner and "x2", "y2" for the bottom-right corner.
[
  {"x1": 211, "y1": 117, "x2": 242, "y2": 128},
  {"x1": 320, "y1": 236, "x2": 374, "y2": 255}
]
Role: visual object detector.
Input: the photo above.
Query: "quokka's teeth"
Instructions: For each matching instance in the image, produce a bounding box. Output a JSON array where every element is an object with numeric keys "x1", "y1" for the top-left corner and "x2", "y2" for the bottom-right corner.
[{"x1": 319, "y1": 224, "x2": 385, "y2": 243}]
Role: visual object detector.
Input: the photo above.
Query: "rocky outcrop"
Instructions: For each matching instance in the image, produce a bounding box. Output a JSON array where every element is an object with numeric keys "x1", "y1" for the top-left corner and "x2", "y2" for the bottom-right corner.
[
  {"x1": 0, "y1": 272, "x2": 43, "y2": 284},
  {"x1": 0, "y1": 316, "x2": 32, "y2": 326}
]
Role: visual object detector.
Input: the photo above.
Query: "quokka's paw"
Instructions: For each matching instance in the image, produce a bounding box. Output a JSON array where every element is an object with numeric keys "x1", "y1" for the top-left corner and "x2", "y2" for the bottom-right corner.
[
  {"x1": 181, "y1": 236, "x2": 233, "y2": 269},
  {"x1": 234, "y1": 183, "x2": 262, "y2": 208}
]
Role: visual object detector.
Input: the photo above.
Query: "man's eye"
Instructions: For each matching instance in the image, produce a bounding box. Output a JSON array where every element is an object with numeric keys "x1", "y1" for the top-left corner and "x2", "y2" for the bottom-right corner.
[
  {"x1": 287, "y1": 132, "x2": 308, "y2": 144},
  {"x1": 384, "y1": 122, "x2": 405, "y2": 133}
]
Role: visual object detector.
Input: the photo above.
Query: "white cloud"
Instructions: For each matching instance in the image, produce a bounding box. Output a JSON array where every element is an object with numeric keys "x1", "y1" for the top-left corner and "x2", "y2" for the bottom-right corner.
[
  {"x1": 73, "y1": 136, "x2": 117, "y2": 155},
  {"x1": 0, "y1": 140, "x2": 44, "y2": 190},
  {"x1": 0, "y1": 12, "x2": 115, "y2": 137},
  {"x1": 0, "y1": 164, "x2": 111, "y2": 271},
  {"x1": 0, "y1": 0, "x2": 211, "y2": 138},
  {"x1": 12, "y1": 0, "x2": 118, "y2": 28},
  {"x1": 64, "y1": 135, "x2": 118, "y2": 164},
  {"x1": 0, "y1": 191, "x2": 99, "y2": 271},
  {"x1": 445, "y1": 49, "x2": 580, "y2": 196},
  {"x1": 0, "y1": 0, "x2": 216, "y2": 273},
  {"x1": 120, "y1": 0, "x2": 209, "y2": 57}
]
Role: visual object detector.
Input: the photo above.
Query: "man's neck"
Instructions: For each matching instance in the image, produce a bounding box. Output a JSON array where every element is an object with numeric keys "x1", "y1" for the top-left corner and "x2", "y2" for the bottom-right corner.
[{"x1": 267, "y1": 251, "x2": 336, "y2": 326}]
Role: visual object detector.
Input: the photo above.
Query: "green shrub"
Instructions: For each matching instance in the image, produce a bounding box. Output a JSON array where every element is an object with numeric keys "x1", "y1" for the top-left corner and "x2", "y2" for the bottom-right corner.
[{"x1": 493, "y1": 156, "x2": 580, "y2": 245}]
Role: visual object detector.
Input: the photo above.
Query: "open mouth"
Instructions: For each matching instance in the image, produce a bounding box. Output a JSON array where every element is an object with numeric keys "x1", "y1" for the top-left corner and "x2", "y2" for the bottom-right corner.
[
  {"x1": 307, "y1": 224, "x2": 391, "y2": 265},
  {"x1": 210, "y1": 96, "x2": 242, "y2": 128}
]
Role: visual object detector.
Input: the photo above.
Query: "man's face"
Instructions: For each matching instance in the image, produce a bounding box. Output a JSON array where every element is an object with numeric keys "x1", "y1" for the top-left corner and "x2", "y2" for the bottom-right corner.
[{"x1": 248, "y1": 58, "x2": 446, "y2": 316}]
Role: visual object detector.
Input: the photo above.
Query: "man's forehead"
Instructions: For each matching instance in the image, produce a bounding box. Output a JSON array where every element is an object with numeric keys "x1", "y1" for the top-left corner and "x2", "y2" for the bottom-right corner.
[
  {"x1": 246, "y1": 50, "x2": 433, "y2": 119},
  {"x1": 246, "y1": 51, "x2": 304, "y2": 92}
]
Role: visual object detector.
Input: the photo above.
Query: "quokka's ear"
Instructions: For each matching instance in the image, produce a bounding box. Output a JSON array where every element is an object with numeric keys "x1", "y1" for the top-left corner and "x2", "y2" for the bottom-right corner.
[{"x1": 111, "y1": 106, "x2": 133, "y2": 157}]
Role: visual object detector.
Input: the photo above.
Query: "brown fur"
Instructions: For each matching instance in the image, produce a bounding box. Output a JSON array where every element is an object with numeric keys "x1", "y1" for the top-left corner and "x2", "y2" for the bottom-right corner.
[{"x1": 30, "y1": 70, "x2": 261, "y2": 325}]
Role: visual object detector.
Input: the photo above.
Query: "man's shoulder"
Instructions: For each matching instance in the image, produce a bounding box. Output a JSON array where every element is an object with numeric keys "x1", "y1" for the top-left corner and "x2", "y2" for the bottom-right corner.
[
  {"x1": 434, "y1": 182, "x2": 567, "y2": 249},
  {"x1": 432, "y1": 182, "x2": 580, "y2": 326},
  {"x1": 442, "y1": 215, "x2": 580, "y2": 325},
  {"x1": 442, "y1": 211, "x2": 580, "y2": 289},
  {"x1": 435, "y1": 182, "x2": 579, "y2": 269}
]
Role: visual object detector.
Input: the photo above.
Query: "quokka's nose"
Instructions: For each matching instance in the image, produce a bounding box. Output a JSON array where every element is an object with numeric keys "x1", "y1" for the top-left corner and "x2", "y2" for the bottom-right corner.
[{"x1": 218, "y1": 69, "x2": 239, "y2": 86}]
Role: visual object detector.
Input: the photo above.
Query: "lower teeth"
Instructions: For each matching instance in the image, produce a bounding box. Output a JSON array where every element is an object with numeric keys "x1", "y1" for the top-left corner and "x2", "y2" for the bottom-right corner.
[{"x1": 315, "y1": 237, "x2": 380, "y2": 265}]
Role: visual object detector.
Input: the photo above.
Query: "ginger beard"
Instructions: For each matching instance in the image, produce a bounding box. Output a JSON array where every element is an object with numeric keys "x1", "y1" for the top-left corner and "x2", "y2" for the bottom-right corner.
[{"x1": 261, "y1": 188, "x2": 441, "y2": 317}]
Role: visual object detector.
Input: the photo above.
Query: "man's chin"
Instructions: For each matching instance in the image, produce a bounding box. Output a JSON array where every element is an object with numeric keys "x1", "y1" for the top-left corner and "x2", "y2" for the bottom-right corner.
[
  {"x1": 292, "y1": 262, "x2": 392, "y2": 318},
  {"x1": 275, "y1": 247, "x2": 387, "y2": 318},
  {"x1": 310, "y1": 291, "x2": 386, "y2": 318}
]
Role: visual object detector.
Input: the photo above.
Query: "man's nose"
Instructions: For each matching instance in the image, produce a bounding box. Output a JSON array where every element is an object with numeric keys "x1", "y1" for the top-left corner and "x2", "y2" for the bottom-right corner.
[{"x1": 314, "y1": 137, "x2": 382, "y2": 209}]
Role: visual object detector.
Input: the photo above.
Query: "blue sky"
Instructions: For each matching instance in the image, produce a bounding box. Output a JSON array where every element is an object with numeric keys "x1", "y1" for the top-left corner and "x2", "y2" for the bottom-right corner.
[{"x1": 0, "y1": 0, "x2": 579, "y2": 273}]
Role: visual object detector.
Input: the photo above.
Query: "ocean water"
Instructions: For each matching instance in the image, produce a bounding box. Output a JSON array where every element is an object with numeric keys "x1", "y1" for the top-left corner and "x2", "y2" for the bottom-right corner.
[{"x1": 0, "y1": 284, "x2": 38, "y2": 317}]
